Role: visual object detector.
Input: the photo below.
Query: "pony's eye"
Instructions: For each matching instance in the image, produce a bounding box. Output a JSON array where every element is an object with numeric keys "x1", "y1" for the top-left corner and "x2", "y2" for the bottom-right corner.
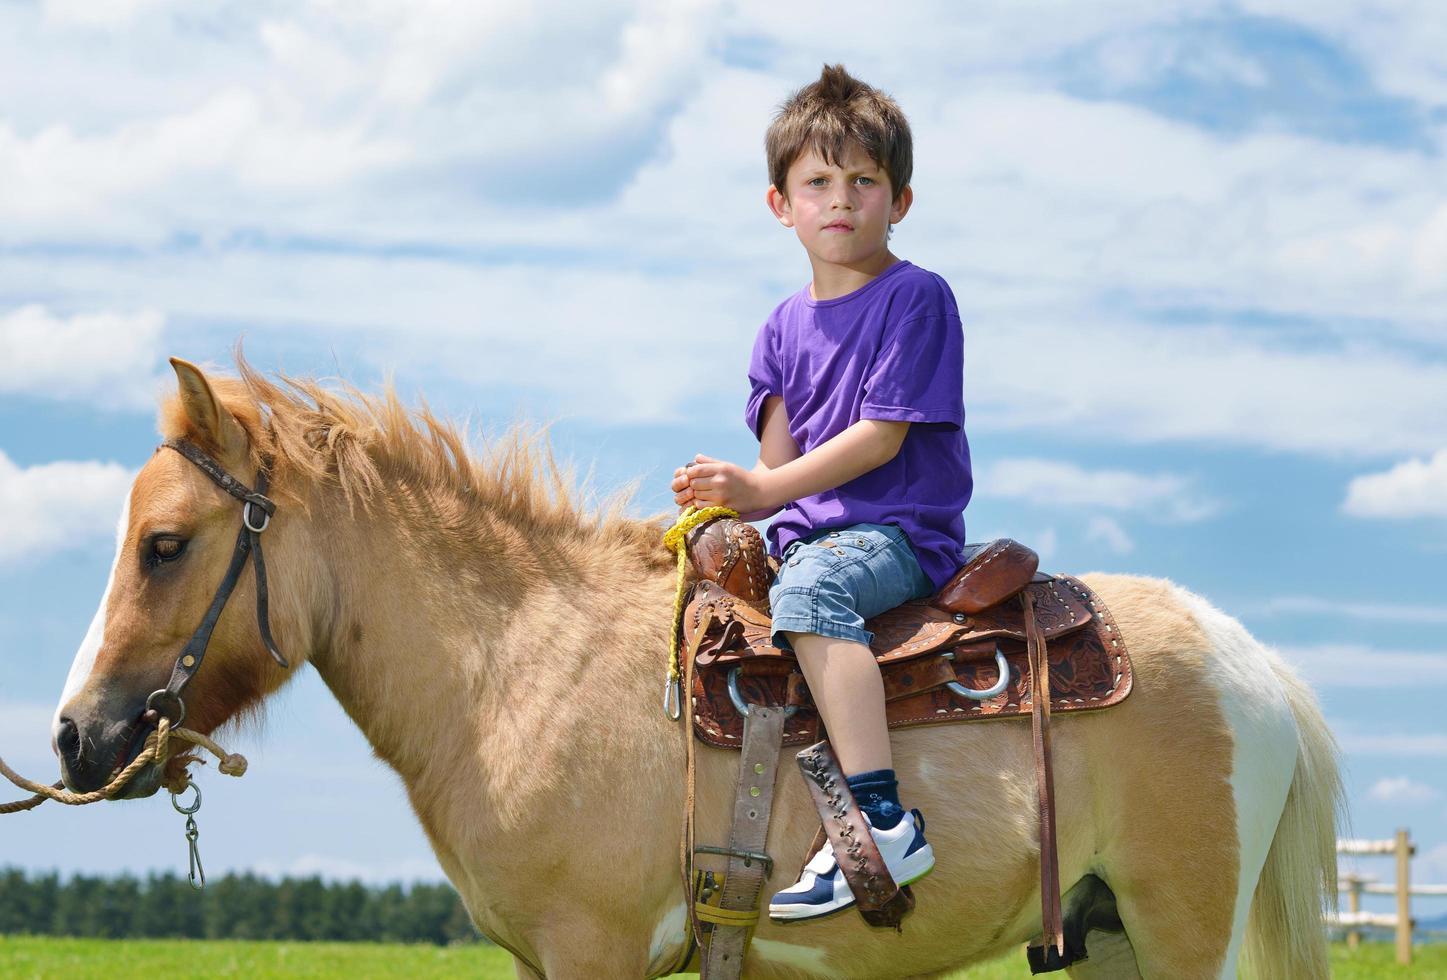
[{"x1": 150, "y1": 537, "x2": 187, "y2": 566}]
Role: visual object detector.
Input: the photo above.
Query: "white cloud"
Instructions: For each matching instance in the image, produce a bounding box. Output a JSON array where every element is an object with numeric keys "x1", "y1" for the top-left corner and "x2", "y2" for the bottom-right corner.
[
  {"x1": 41, "y1": 0, "x2": 176, "y2": 29},
  {"x1": 0, "y1": 0, "x2": 724, "y2": 236},
  {"x1": 1335, "y1": 729, "x2": 1447, "y2": 757},
  {"x1": 0, "y1": 304, "x2": 169, "y2": 409},
  {"x1": 0, "y1": 451, "x2": 134, "y2": 565},
  {"x1": 1256, "y1": 596, "x2": 1447, "y2": 625},
  {"x1": 1367, "y1": 776, "x2": 1441, "y2": 805},
  {"x1": 979, "y1": 458, "x2": 1219, "y2": 522},
  {"x1": 0, "y1": 3, "x2": 1444, "y2": 460},
  {"x1": 1243, "y1": 0, "x2": 1447, "y2": 105},
  {"x1": 968, "y1": 316, "x2": 1447, "y2": 459},
  {"x1": 249, "y1": 853, "x2": 445, "y2": 884},
  {"x1": 2, "y1": 264, "x2": 766, "y2": 426},
  {"x1": 1278, "y1": 644, "x2": 1447, "y2": 689},
  {"x1": 1085, "y1": 515, "x2": 1135, "y2": 554},
  {"x1": 1343, "y1": 450, "x2": 1447, "y2": 520}
]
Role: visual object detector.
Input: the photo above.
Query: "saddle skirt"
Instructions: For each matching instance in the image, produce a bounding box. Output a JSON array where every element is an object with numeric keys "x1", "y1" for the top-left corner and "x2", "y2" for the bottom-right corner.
[{"x1": 681, "y1": 572, "x2": 1133, "y2": 749}]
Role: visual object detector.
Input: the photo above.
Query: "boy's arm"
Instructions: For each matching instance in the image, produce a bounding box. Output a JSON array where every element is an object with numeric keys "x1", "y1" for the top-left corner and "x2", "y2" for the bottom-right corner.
[
  {"x1": 735, "y1": 395, "x2": 800, "y2": 521},
  {"x1": 756, "y1": 396, "x2": 801, "y2": 470},
  {"x1": 757, "y1": 416, "x2": 908, "y2": 510},
  {"x1": 692, "y1": 398, "x2": 909, "y2": 520},
  {"x1": 731, "y1": 395, "x2": 909, "y2": 520}
]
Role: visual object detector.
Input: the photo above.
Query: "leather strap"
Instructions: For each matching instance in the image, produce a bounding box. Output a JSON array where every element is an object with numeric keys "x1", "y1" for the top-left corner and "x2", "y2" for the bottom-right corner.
[
  {"x1": 163, "y1": 438, "x2": 276, "y2": 517},
  {"x1": 795, "y1": 739, "x2": 914, "y2": 930},
  {"x1": 146, "y1": 440, "x2": 289, "y2": 725},
  {"x1": 700, "y1": 704, "x2": 786, "y2": 978},
  {"x1": 677, "y1": 603, "x2": 713, "y2": 967},
  {"x1": 1023, "y1": 588, "x2": 1065, "y2": 963}
]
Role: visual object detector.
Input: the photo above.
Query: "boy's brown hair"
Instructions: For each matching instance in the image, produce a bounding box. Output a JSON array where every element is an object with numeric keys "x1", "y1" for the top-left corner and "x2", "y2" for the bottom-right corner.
[{"x1": 766, "y1": 64, "x2": 913, "y2": 203}]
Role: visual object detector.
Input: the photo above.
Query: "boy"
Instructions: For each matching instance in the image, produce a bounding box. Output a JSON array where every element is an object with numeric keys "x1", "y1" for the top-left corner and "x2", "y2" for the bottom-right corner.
[{"x1": 671, "y1": 64, "x2": 971, "y2": 921}]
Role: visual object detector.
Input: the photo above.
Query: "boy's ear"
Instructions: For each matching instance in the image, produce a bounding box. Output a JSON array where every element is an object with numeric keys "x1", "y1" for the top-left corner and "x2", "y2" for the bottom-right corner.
[
  {"x1": 889, "y1": 185, "x2": 914, "y2": 225},
  {"x1": 766, "y1": 185, "x2": 795, "y2": 228}
]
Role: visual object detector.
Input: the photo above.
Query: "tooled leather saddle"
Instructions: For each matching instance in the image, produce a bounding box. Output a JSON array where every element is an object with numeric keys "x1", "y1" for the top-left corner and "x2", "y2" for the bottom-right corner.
[{"x1": 675, "y1": 517, "x2": 1134, "y2": 978}]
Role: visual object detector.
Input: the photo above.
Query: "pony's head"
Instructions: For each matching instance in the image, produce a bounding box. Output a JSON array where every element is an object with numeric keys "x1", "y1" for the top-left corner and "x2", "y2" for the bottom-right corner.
[{"x1": 51, "y1": 357, "x2": 298, "y2": 799}]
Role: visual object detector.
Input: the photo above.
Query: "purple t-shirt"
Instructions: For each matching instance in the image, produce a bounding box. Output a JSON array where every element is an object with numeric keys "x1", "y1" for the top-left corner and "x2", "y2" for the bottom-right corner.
[{"x1": 745, "y1": 259, "x2": 972, "y2": 592}]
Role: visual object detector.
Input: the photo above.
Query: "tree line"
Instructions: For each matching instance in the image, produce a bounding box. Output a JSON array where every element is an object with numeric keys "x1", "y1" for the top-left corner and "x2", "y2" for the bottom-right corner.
[{"x1": 0, "y1": 867, "x2": 480, "y2": 945}]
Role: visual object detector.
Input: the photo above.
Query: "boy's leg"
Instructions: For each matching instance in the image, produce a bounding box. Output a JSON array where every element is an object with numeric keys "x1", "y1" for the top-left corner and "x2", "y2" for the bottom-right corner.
[{"x1": 781, "y1": 630, "x2": 891, "y2": 775}]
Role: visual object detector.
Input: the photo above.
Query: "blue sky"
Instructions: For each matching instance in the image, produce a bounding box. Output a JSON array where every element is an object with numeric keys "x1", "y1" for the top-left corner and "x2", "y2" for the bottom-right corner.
[{"x1": 1, "y1": 0, "x2": 1445, "y2": 921}]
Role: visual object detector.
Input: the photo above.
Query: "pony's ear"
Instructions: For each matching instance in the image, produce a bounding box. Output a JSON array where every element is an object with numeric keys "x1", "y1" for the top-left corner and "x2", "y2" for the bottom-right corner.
[{"x1": 169, "y1": 357, "x2": 248, "y2": 459}]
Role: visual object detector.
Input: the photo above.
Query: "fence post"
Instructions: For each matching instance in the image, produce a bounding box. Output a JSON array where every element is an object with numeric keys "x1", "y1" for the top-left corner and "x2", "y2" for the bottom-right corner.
[
  {"x1": 1396, "y1": 828, "x2": 1413, "y2": 966},
  {"x1": 1344, "y1": 873, "x2": 1363, "y2": 950}
]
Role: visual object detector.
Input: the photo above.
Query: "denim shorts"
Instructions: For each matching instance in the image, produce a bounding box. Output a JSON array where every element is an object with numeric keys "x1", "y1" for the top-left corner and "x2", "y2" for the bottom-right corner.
[{"x1": 769, "y1": 522, "x2": 936, "y2": 652}]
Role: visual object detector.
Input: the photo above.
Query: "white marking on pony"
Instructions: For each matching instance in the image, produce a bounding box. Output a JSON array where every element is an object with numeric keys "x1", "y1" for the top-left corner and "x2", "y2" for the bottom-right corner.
[
  {"x1": 750, "y1": 937, "x2": 832, "y2": 972},
  {"x1": 54, "y1": 490, "x2": 131, "y2": 731},
  {"x1": 1171, "y1": 585, "x2": 1299, "y2": 980},
  {"x1": 646, "y1": 901, "x2": 687, "y2": 973}
]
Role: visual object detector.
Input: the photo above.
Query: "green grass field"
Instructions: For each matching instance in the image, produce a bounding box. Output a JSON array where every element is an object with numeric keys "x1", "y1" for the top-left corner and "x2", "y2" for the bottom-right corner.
[{"x1": 2, "y1": 935, "x2": 1444, "y2": 978}]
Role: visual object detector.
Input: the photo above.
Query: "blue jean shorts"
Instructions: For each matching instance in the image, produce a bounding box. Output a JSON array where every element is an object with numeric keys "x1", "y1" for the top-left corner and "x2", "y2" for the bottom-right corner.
[{"x1": 769, "y1": 522, "x2": 936, "y2": 652}]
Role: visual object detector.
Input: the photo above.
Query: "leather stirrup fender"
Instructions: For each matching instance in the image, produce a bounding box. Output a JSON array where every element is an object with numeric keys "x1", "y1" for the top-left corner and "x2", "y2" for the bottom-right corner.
[{"x1": 795, "y1": 739, "x2": 915, "y2": 930}]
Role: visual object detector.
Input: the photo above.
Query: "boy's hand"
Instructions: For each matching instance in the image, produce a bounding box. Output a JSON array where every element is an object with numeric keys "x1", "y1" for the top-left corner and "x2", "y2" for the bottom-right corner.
[
  {"x1": 685, "y1": 453, "x2": 772, "y2": 513},
  {"x1": 671, "y1": 464, "x2": 697, "y2": 509}
]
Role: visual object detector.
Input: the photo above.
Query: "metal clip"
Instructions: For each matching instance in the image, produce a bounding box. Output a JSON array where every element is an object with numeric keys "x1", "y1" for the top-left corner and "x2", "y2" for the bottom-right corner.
[
  {"x1": 172, "y1": 781, "x2": 206, "y2": 890},
  {"x1": 664, "y1": 675, "x2": 681, "y2": 720}
]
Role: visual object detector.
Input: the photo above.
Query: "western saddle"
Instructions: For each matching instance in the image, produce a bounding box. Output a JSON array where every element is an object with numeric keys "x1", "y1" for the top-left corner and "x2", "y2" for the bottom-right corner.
[{"x1": 671, "y1": 517, "x2": 1134, "y2": 978}]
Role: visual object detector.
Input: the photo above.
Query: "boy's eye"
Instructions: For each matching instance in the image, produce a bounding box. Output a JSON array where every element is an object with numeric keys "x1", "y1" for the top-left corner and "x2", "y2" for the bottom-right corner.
[
  {"x1": 808, "y1": 177, "x2": 827, "y2": 187},
  {"x1": 856, "y1": 176, "x2": 874, "y2": 185}
]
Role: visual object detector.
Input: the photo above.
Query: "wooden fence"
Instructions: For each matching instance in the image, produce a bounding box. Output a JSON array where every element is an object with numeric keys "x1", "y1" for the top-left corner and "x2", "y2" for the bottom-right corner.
[{"x1": 1331, "y1": 829, "x2": 1447, "y2": 966}]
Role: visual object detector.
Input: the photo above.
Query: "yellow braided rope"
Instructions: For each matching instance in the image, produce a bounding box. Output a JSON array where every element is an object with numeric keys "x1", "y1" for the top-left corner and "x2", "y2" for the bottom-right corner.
[
  {"x1": 0, "y1": 718, "x2": 247, "y2": 814},
  {"x1": 661, "y1": 504, "x2": 738, "y2": 684}
]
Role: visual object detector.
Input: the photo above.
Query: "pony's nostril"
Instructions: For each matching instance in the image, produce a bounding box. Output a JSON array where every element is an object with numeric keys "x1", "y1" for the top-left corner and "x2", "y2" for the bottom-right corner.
[{"x1": 55, "y1": 716, "x2": 81, "y2": 761}]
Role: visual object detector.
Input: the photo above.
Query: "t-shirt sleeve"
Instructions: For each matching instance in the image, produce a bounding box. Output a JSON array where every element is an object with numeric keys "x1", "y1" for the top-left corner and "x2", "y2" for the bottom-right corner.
[
  {"x1": 859, "y1": 312, "x2": 964, "y2": 429},
  {"x1": 744, "y1": 319, "x2": 781, "y2": 440}
]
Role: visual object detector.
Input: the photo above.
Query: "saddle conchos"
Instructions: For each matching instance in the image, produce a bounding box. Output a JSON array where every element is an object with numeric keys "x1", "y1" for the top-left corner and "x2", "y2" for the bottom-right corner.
[{"x1": 674, "y1": 517, "x2": 1134, "y2": 977}]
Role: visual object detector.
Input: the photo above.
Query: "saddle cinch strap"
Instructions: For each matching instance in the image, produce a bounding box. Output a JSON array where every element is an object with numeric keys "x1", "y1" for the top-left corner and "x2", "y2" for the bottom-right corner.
[{"x1": 678, "y1": 523, "x2": 1133, "y2": 977}]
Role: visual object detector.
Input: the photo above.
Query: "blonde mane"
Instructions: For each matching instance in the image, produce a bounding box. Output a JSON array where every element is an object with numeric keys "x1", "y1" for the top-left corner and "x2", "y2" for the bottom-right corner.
[{"x1": 158, "y1": 352, "x2": 678, "y2": 575}]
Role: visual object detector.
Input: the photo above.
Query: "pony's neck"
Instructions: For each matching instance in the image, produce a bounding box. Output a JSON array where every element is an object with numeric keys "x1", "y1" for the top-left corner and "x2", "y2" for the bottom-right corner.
[{"x1": 300, "y1": 475, "x2": 679, "y2": 835}]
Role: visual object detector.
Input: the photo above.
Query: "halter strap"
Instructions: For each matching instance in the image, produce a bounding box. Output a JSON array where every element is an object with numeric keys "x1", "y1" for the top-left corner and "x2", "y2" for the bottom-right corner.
[{"x1": 146, "y1": 439, "x2": 289, "y2": 727}]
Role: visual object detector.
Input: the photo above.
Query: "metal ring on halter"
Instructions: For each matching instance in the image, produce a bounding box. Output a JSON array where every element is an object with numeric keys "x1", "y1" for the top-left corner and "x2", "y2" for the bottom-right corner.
[
  {"x1": 171, "y1": 780, "x2": 202, "y2": 815},
  {"x1": 943, "y1": 646, "x2": 1012, "y2": 700},
  {"x1": 727, "y1": 666, "x2": 799, "y2": 718},
  {"x1": 663, "y1": 675, "x2": 681, "y2": 721},
  {"x1": 243, "y1": 500, "x2": 271, "y2": 533},
  {"x1": 145, "y1": 688, "x2": 187, "y2": 726}
]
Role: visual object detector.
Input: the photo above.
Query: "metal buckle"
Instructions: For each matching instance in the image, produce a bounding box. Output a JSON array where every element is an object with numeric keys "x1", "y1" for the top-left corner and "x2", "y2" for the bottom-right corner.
[{"x1": 694, "y1": 844, "x2": 774, "y2": 878}]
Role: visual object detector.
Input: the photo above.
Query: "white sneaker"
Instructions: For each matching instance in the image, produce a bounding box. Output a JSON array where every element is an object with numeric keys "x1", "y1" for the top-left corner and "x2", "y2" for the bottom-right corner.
[{"x1": 768, "y1": 808, "x2": 934, "y2": 922}]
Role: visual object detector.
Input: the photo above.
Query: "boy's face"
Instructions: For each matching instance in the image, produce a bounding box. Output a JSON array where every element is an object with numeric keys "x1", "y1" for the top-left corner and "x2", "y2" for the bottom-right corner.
[{"x1": 766, "y1": 141, "x2": 912, "y2": 270}]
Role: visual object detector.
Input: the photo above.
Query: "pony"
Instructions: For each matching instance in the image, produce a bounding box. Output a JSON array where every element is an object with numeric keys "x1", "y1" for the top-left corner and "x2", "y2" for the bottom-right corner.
[{"x1": 50, "y1": 355, "x2": 1344, "y2": 978}]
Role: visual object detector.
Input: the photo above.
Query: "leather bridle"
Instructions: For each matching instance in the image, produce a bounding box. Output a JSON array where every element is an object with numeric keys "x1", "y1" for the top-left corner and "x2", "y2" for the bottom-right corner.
[{"x1": 140, "y1": 438, "x2": 290, "y2": 730}]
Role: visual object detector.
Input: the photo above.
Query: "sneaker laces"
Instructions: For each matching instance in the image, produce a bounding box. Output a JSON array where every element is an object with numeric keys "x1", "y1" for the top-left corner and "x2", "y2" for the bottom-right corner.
[{"x1": 800, "y1": 810, "x2": 917, "y2": 878}]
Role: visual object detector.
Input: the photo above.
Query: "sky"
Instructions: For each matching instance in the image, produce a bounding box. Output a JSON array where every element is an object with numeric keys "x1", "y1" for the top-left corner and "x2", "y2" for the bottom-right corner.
[{"x1": 0, "y1": 0, "x2": 1444, "y2": 923}]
